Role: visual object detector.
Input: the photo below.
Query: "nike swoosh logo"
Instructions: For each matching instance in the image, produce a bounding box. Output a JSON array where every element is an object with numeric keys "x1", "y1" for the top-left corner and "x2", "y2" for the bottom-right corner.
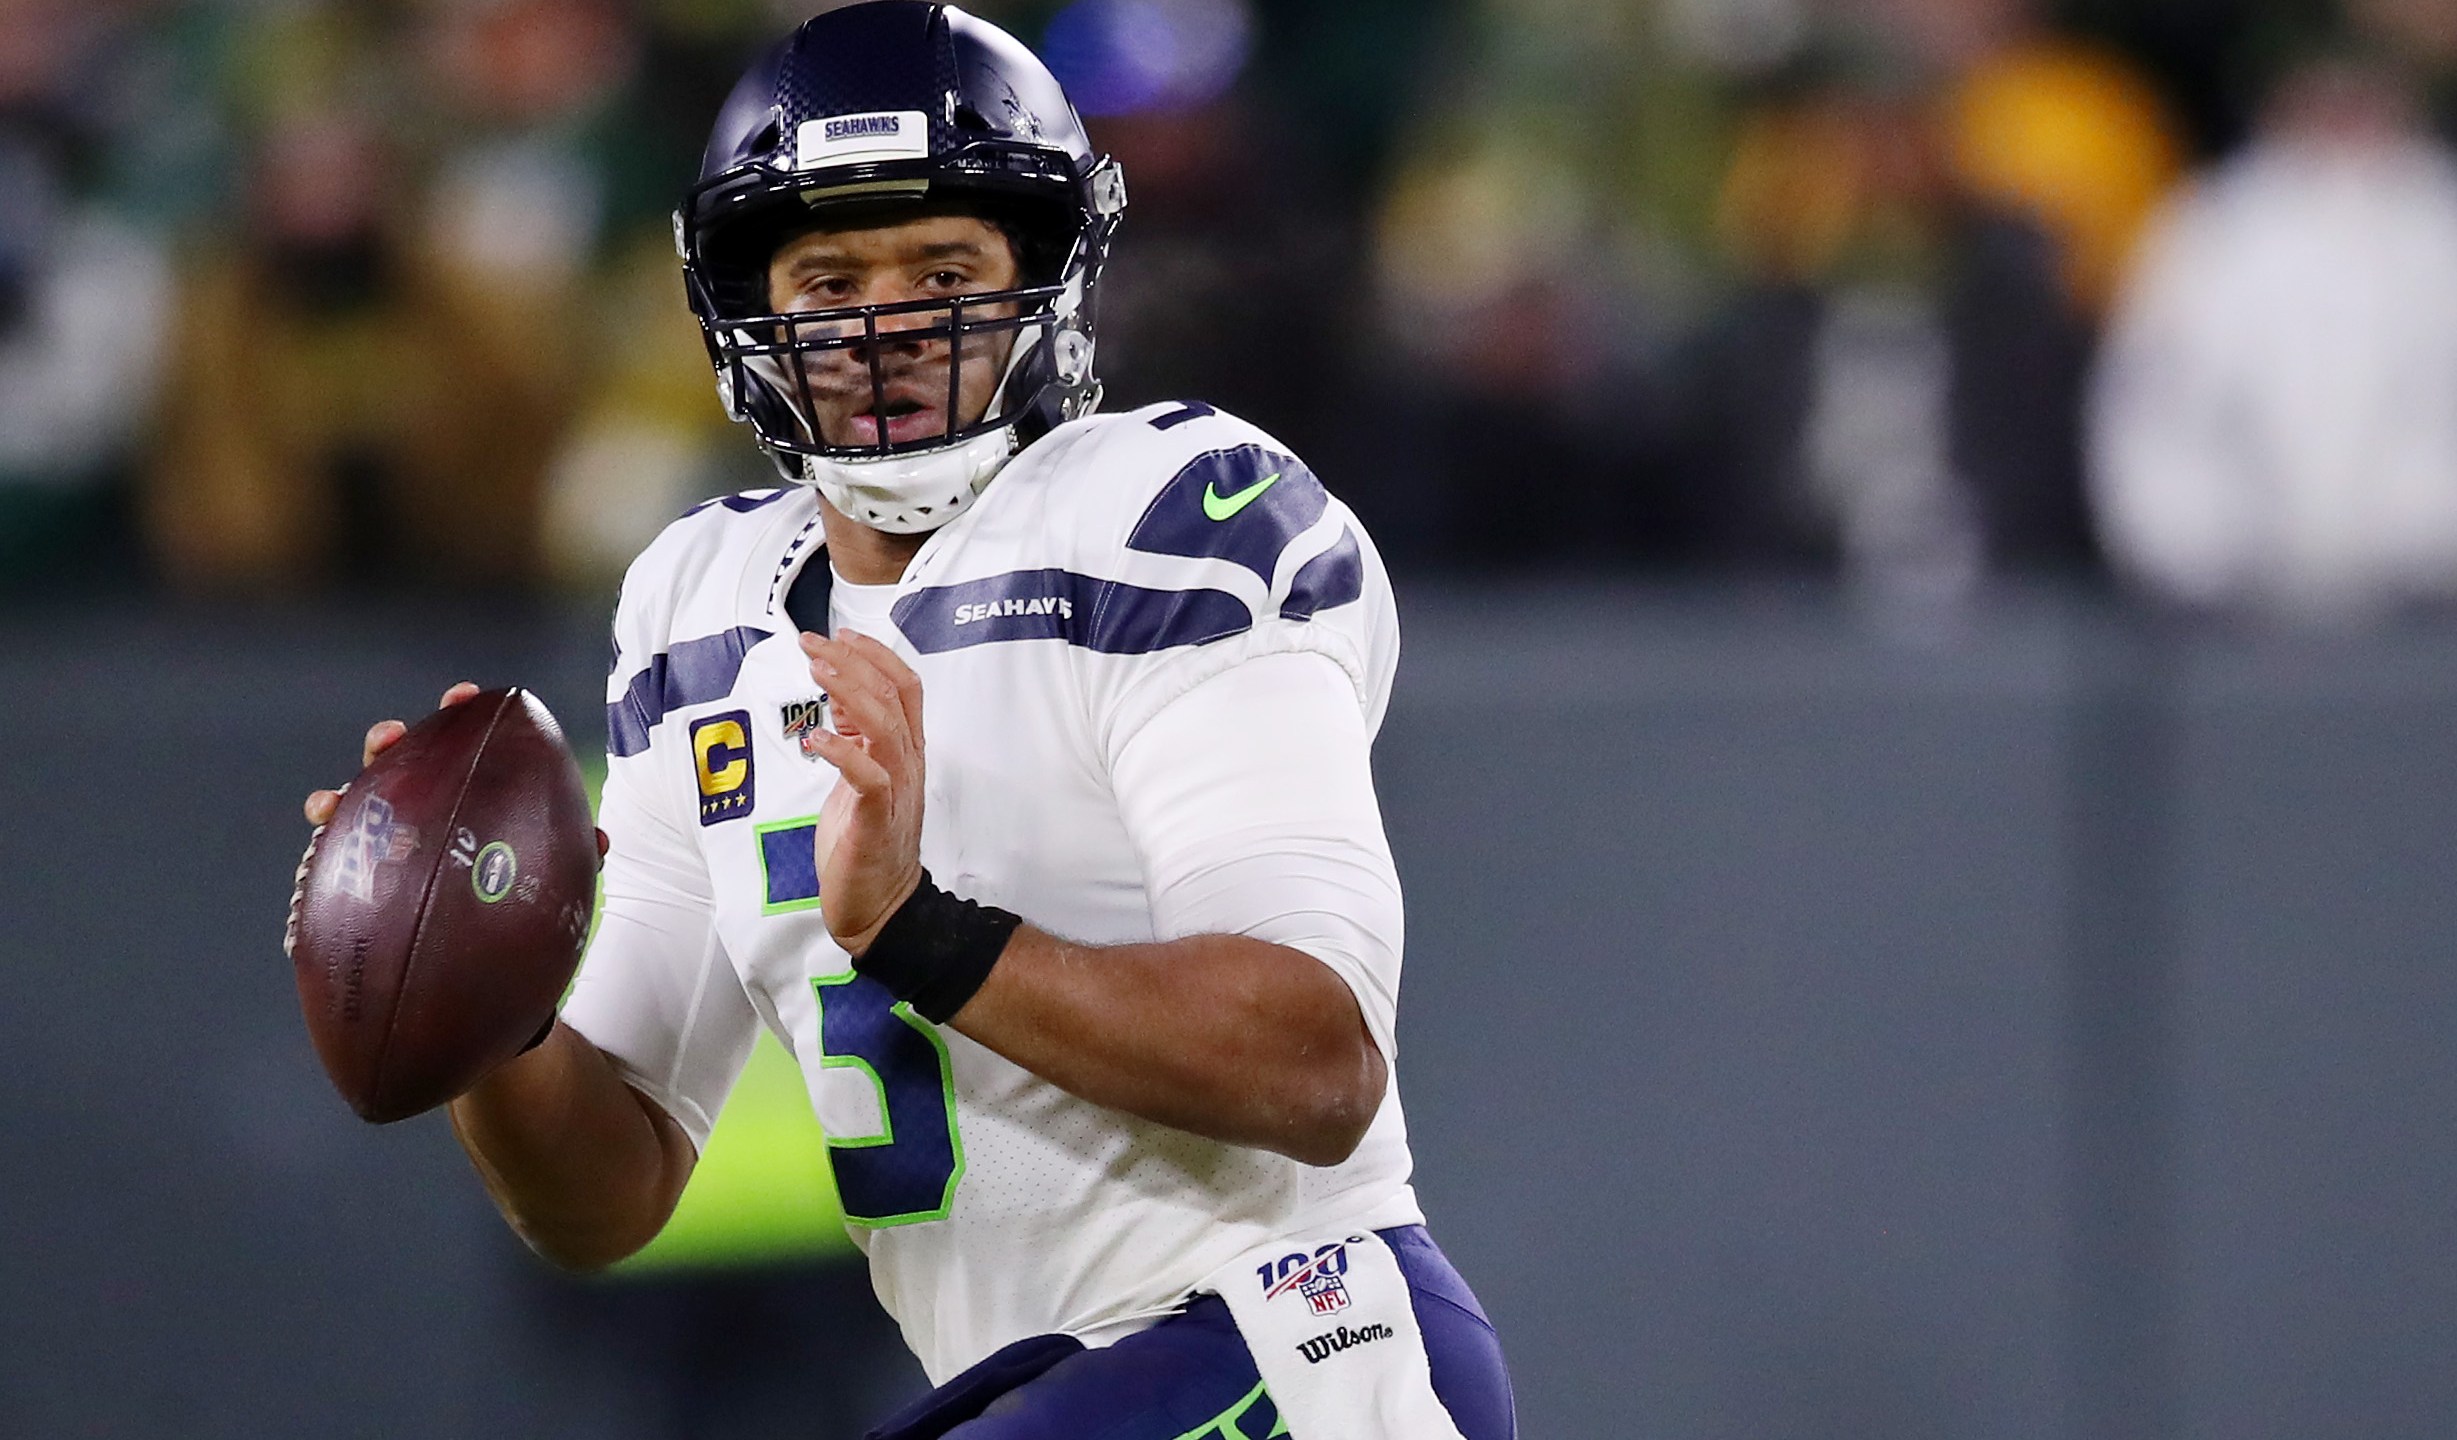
[{"x1": 1203, "y1": 471, "x2": 1281, "y2": 522}]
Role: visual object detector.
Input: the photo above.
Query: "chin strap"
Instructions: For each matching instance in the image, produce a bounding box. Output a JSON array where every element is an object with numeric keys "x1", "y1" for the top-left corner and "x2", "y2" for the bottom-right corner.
[
  {"x1": 796, "y1": 294, "x2": 1100, "y2": 534},
  {"x1": 803, "y1": 426, "x2": 1020, "y2": 534}
]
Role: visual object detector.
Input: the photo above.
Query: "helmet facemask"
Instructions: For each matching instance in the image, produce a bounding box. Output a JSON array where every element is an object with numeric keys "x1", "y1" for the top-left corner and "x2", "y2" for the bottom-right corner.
[{"x1": 687, "y1": 200, "x2": 1110, "y2": 532}]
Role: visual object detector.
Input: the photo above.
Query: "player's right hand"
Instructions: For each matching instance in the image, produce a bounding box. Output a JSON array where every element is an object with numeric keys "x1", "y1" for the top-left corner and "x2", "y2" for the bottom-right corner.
[
  {"x1": 800, "y1": 630, "x2": 927, "y2": 958},
  {"x1": 302, "y1": 682, "x2": 485, "y2": 827}
]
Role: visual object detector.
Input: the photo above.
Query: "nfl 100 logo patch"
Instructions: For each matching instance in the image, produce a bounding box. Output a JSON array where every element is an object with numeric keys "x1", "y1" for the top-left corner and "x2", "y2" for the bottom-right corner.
[
  {"x1": 1257, "y1": 1240, "x2": 1355, "y2": 1317},
  {"x1": 780, "y1": 695, "x2": 830, "y2": 760}
]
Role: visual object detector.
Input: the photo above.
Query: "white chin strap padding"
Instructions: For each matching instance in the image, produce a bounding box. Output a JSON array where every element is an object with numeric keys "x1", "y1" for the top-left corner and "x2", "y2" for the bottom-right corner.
[{"x1": 804, "y1": 425, "x2": 1019, "y2": 534}]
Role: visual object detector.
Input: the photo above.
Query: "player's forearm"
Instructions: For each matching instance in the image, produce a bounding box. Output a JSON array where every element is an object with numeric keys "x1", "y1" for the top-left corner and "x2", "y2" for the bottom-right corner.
[
  {"x1": 948, "y1": 927, "x2": 1386, "y2": 1166},
  {"x1": 445, "y1": 1022, "x2": 696, "y2": 1271}
]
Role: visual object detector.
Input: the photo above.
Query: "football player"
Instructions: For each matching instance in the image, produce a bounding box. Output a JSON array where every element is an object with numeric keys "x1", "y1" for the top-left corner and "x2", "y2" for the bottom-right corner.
[{"x1": 305, "y1": 4, "x2": 1513, "y2": 1435}]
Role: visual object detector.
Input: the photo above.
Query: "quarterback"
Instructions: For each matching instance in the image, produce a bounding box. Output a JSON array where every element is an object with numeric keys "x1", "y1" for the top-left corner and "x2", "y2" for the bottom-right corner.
[{"x1": 304, "y1": 4, "x2": 1513, "y2": 1436}]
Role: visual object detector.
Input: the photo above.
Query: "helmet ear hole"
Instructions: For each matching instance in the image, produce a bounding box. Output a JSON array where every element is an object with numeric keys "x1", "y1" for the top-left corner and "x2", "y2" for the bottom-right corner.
[{"x1": 1054, "y1": 330, "x2": 1093, "y2": 386}]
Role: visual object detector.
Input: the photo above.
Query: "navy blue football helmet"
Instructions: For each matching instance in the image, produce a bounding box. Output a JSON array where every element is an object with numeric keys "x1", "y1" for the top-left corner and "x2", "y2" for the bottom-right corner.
[{"x1": 679, "y1": 1, "x2": 1127, "y2": 531}]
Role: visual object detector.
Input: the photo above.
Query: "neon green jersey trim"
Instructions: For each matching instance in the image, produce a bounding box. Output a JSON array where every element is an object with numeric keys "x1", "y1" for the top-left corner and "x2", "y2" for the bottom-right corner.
[{"x1": 1168, "y1": 1379, "x2": 1285, "y2": 1439}]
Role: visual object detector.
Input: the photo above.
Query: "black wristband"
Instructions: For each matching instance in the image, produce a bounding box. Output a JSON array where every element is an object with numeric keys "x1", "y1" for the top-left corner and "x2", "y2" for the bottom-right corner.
[{"x1": 853, "y1": 869, "x2": 1022, "y2": 1023}]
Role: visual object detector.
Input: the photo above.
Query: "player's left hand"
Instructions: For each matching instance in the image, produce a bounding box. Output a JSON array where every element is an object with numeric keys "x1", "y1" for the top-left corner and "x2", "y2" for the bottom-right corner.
[
  {"x1": 303, "y1": 681, "x2": 612, "y2": 865},
  {"x1": 800, "y1": 629, "x2": 927, "y2": 957}
]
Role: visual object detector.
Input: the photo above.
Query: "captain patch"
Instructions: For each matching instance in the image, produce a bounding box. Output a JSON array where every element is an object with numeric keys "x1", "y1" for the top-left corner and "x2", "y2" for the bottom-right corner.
[{"x1": 691, "y1": 711, "x2": 755, "y2": 825}]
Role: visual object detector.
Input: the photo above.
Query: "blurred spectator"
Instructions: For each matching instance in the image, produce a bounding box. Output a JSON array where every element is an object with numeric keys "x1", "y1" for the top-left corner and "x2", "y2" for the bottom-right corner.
[
  {"x1": 62, "y1": 0, "x2": 2457, "y2": 600},
  {"x1": 1673, "y1": 33, "x2": 2096, "y2": 604},
  {"x1": 1087, "y1": 95, "x2": 1357, "y2": 464},
  {"x1": 1035, "y1": 0, "x2": 1356, "y2": 455},
  {"x1": 2348, "y1": 0, "x2": 2457, "y2": 140},
  {"x1": 2088, "y1": 49, "x2": 2457, "y2": 620},
  {"x1": 1349, "y1": 0, "x2": 2173, "y2": 575},
  {"x1": 144, "y1": 0, "x2": 718, "y2": 593},
  {"x1": 417, "y1": 0, "x2": 745, "y2": 588},
  {"x1": 0, "y1": 1, "x2": 172, "y2": 590},
  {"x1": 145, "y1": 103, "x2": 513, "y2": 591},
  {"x1": 1353, "y1": 0, "x2": 1690, "y2": 569},
  {"x1": 1940, "y1": 24, "x2": 2185, "y2": 315},
  {"x1": 539, "y1": 224, "x2": 762, "y2": 587}
]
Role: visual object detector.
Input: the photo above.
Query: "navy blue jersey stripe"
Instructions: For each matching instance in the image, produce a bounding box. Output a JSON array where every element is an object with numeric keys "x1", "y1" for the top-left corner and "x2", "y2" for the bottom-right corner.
[
  {"x1": 1125, "y1": 445, "x2": 1330, "y2": 583},
  {"x1": 1146, "y1": 401, "x2": 1216, "y2": 430},
  {"x1": 892, "y1": 569, "x2": 1251, "y2": 655},
  {"x1": 1281, "y1": 527, "x2": 1364, "y2": 620},
  {"x1": 607, "y1": 625, "x2": 772, "y2": 757},
  {"x1": 686, "y1": 488, "x2": 793, "y2": 517},
  {"x1": 758, "y1": 822, "x2": 823, "y2": 910}
]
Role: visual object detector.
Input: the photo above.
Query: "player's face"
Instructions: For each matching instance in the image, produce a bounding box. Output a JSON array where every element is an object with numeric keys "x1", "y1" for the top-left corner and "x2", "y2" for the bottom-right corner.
[{"x1": 765, "y1": 213, "x2": 1023, "y2": 449}]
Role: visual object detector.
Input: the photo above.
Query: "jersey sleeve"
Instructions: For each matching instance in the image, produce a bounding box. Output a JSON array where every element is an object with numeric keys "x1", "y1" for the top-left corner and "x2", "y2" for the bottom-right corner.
[
  {"x1": 556, "y1": 576, "x2": 761, "y2": 1153},
  {"x1": 1106, "y1": 647, "x2": 1408, "y2": 1064}
]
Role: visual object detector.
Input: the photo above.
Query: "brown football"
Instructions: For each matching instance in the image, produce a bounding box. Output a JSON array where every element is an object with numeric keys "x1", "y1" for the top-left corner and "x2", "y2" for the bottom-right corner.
[{"x1": 286, "y1": 688, "x2": 596, "y2": 1123}]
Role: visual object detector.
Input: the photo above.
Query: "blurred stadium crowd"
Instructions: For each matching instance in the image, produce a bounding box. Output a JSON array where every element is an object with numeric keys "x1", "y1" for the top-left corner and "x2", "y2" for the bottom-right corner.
[{"x1": 5, "y1": 0, "x2": 2456, "y2": 620}]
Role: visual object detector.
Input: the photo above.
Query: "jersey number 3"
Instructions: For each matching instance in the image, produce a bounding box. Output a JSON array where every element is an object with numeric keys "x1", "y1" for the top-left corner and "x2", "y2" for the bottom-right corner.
[{"x1": 814, "y1": 972, "x2": 965, "y2": 1226}]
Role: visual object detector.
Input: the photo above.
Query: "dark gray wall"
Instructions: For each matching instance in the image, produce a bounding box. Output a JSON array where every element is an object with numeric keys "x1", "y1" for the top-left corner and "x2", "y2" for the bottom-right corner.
[{"x1": 2, "y1": 588, "x2": 2451, "y2": 1439}]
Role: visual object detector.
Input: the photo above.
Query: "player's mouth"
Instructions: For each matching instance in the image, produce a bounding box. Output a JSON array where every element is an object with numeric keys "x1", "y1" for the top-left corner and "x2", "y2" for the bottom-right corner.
[{"x1": 844, "y1": 395, "x2": 947, "y2": 447}]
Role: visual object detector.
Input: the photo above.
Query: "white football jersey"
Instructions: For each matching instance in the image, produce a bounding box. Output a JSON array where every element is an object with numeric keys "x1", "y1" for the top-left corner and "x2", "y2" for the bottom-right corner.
[{"x1": 560, "y1": 400, "x2": 1424, "y2": 1381}]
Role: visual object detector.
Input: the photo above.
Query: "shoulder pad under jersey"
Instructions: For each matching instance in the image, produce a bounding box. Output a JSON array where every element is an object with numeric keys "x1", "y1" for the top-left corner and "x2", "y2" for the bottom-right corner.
[{"x1": 1036, "y1": 401, "x2": 1366, "y2": 626}]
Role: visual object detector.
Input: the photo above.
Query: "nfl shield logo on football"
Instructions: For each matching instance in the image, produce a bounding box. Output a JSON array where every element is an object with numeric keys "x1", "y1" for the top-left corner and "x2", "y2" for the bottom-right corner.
[
  {"x1": 332, "y1": 796, "x2": 421, "y2": 903},
  {"x1": 780, "y1": 695, "x2": 830, "y2": 759}
]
